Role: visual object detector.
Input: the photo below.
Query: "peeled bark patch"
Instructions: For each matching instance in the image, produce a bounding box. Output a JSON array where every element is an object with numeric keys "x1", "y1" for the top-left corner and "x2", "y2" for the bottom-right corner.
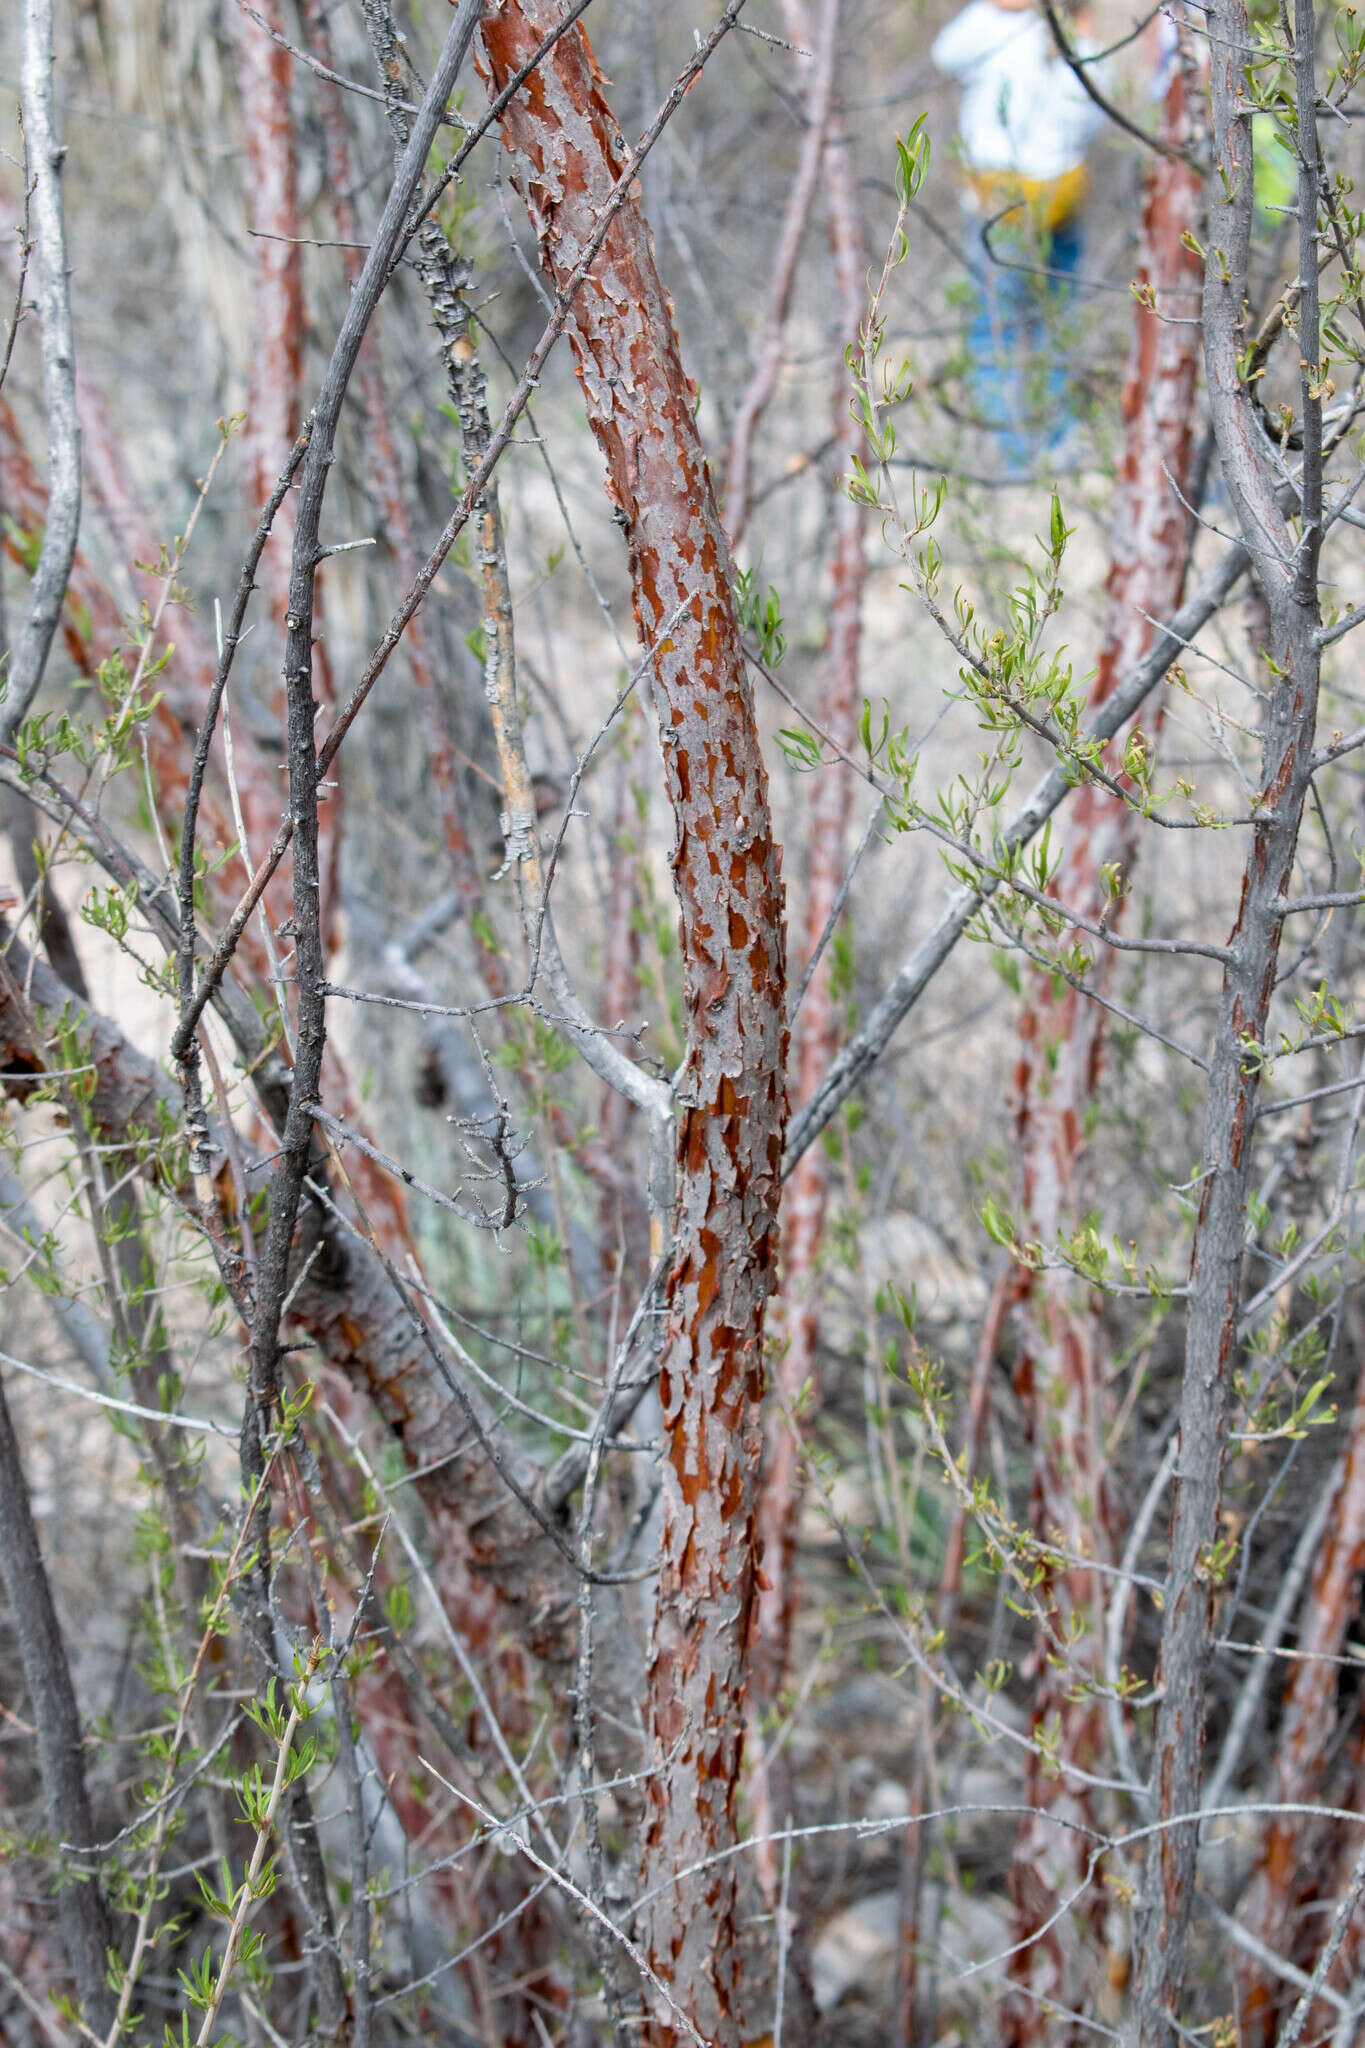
[
  {"x1": 1002, "y1": 71, "x2": 1204, "y2": 2046},
  {"x1": 479, "y1": 14, "x2": 788, "y2": 2043}
]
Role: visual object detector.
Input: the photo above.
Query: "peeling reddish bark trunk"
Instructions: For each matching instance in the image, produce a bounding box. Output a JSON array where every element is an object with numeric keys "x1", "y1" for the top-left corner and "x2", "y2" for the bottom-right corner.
[
  {"x1": 2, "y1": 395, "x2": 127, "y2": 674},
  {"x1": 0, "y1": 936, "x2": 574, "y2": 1687},
  {"x1": 723, "y1": 0, "x2": 839, "y2": 549},
  {"x1": 478, "y1": 15, "x2": 788, "y2": 2044},
  {"x1": 228, "y1": 0, "x2": 303, "y2": 615},
  {"x1": 1001, "y1": 73, "x2": 1203, "y2": 2047},
  {"x1": 1235, "y1": 1357, "x2": 1365, "y2": 2041},
  {"x1": 228, "y1": 2, "x2": 342, "y2": 947},
  {"x1": 749, "y1": 18, "x2": 866, "y2": 1893}
]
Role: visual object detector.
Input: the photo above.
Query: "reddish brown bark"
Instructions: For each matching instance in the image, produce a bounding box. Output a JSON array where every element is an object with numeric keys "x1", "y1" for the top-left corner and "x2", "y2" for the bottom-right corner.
[
  {"x1": 1235, "y1": 1357, "x2": 1365, "y2": 2041},
  {"x1": 0, "y1": 932, "x2": 576, "y2": 1686},
  {"x1": 749, "y1": 10, "x2": 866, "y2": 1881},
  {"x1": 228, "y1": 1, "x2": 344, "y2": 947},
  {"x1": 2, "y1": 394, "x2": 126, "y2": 675},
  {"x1": 1001, "y1": 71, "x2": 1204, "y2": 2046},
  {"x1": 723, "y1": 0, "x2": 839, "y2": 549},
  {"x1": 228, "y1": 0, "x2": 303, "y2": 615},
  {"x1": 478, "y1": 15, "x2": 788, "y2": 2044}
]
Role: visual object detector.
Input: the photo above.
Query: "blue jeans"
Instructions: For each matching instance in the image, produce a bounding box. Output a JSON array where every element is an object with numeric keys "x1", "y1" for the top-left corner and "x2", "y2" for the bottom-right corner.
[{"x1": 967, "y1": 214, "x2": 1082, "y2": 473}]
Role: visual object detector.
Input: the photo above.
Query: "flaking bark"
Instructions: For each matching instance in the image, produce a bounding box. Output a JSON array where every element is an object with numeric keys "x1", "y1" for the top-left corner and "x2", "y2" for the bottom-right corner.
[
  {"x1": 748, "y1": 27, "x2": 866, "y2": 1985},
  {"x1": 478, "y1": 12, "x2": 789, "y2": 2041},
  {"x1": 0, "y1": 931, "x2": 579, "y2": 1674},
  {"x1": 1235, "y1": 1359, "x2": 1365, "y2": 2039},
  {"x1": 752, "y1": 0, "x2": 864, "y2": 1721},
  {"x1": 1004, "y1": 68, "x2": 1204, "y2": 2047}
]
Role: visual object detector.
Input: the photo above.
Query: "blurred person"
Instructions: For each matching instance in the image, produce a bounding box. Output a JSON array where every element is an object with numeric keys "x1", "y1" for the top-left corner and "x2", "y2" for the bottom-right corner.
[{"x1": 933, "y1": 0, "x2": 1108, "y2": 470}]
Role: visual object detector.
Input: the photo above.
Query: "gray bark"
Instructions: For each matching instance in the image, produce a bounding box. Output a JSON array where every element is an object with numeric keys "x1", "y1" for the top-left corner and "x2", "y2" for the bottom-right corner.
[
  {"x1": 2, "y1": 0, "x2": 80, "y2": 745},
  {"x1": 0, "y1": 1377, "x2": 117, "y2": 2035},
  {"x1": 1128, "y1": 0, "x2": 1324, "y2": 2036},
  {"x1": 242, "y1": 0, "x2": 484, "y2": 1456}
]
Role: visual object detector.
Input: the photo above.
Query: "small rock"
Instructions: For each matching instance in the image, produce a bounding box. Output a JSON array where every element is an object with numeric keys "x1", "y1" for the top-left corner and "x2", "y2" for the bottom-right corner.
[
  {"x1": 811, "y1": 1888, "x2": 900, "y2": 2012},
  {"x1": 866, "y1": 1779, "x2": 912, "y2": 1823}
]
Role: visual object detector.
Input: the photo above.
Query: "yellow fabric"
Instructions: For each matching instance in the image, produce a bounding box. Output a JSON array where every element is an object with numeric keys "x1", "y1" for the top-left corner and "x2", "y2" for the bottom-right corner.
[{"x1": 964, "y1": 162, "x2": 1088, "y2": 235}]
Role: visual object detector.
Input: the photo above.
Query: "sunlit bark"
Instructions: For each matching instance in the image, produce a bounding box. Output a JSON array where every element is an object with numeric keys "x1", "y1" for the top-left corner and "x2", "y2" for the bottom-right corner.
[
  {"x1": 479, "y1": 13, "x2": 788, "y2": 2040},
  {"x1": 1002, "y1": 69, "x2": 1204, "y2": 2046}
]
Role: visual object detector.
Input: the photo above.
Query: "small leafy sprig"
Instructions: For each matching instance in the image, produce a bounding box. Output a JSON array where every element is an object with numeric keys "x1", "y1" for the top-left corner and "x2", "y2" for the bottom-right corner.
[
  {"x1": 175, "y1": 1642, "x2": 326, "y2": 2048},
  {"x1": 734, "y1": 562, "x2": 787, "y2": 667}
]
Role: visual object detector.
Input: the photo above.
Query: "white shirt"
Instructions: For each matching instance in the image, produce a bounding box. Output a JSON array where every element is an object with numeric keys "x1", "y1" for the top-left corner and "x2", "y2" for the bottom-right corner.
[{"x1": 932, "y1": 2, "x2": 1107, "y2": 182}]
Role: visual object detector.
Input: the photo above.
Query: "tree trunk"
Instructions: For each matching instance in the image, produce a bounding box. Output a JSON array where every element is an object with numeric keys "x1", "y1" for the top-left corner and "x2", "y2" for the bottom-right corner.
[
  {"x1": 478, "y1": 14, "x2": 788, "y2": 2043},
  {"x1": 748, "y1": 1, "x2": 866, "y2": 1923},
  {"x1": 0, "y1": 1375, "x2": 118, "y2": 2038},
  {"x1": 1003, "y1": 67, "x2": 1204, "y2": 2047},
  {"x1": 227, "y1": 0, "x2": 303, "y2": 616},
  {"x1": 1130, "y1": 0, "x2": 1325, "y2": 2033},
  {"x1": 0, "y1": 929, "x2": 579, "y2": 1674},
  {"x1": 1235, "y1": 1357, "x2": 1365, "y2": 2040}
]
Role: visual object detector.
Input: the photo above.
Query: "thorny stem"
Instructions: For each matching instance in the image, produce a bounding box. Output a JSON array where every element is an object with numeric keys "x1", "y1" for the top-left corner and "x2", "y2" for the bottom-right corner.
[
  {"x1": 175, "y1": 4, "x2": 757, "y2": 1054},
  {"x1": 242, "y1": 0, "x2": 483, "y2": 1492}
]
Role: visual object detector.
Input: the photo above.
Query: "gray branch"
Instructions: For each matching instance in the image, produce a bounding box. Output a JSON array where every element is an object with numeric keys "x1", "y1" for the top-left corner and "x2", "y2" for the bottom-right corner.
[
  {"x1": 783, "y1": 538, "x2": 1250, "y2": 1171},
  {"x1": 0, "y1": 1166, "x2": 113, "y2": 1392},
  {"x1": 2, "y1": 0, "x2": 80, "y2": 746},
  {"x1": 0, "y1": 1376, "x2": 117, "y2": 2034}
]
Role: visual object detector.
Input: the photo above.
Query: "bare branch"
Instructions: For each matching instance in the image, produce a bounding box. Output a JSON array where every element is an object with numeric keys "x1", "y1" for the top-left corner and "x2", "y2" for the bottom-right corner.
[{"x1": 2, "y1": 0, "x2": 81, "y2": 745}]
